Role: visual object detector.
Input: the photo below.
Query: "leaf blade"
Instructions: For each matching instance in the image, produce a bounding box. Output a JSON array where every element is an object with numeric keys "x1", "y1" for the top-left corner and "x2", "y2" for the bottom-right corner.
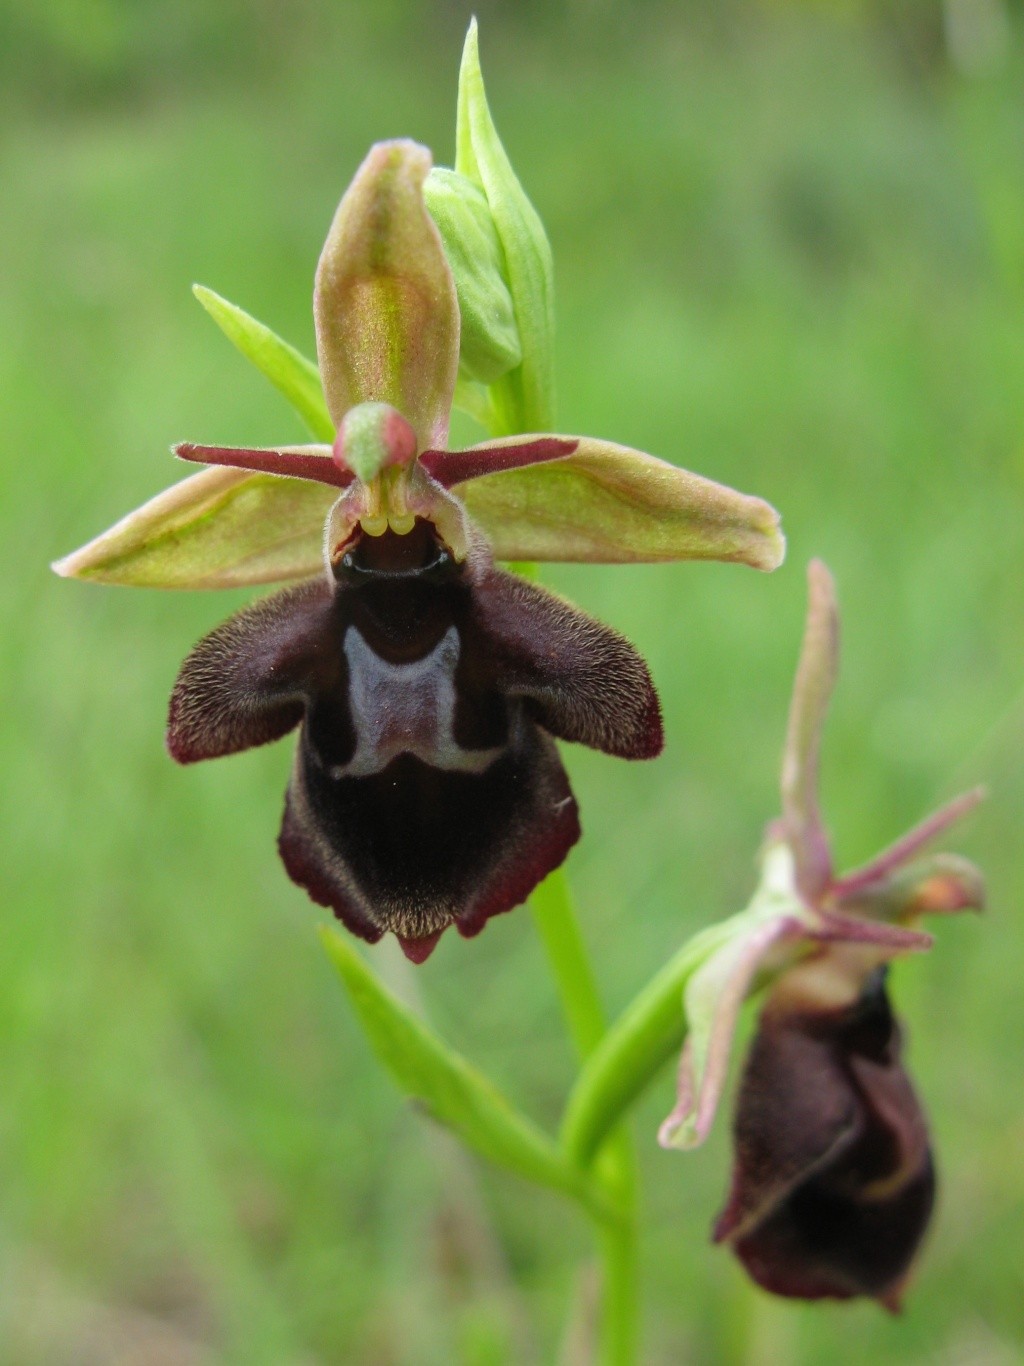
[
  {"x1": 320, "y1": 928, "x2": 615, "y2": 1218},
  {"x1": 192, "y1": 285, "x2": 334, "y2": 442}
]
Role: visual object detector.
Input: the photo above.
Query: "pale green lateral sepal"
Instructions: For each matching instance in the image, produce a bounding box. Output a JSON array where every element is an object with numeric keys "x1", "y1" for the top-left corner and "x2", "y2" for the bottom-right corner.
[
  {"x1": 456, "y1": 19, "x2": 555, "y2": 431},
  {"x1": 192, "y1": 285, "x2": 334, "y2": 442},
  {"x1": 314, "y1": 140, "x2": 460, "y2": 452},
  {"x1": 52, "y1": 464, "x2": 334, "y2": 588},
  {"x1": 454, "y1": 435, "x2": 786, "y2": 570},
  {"x1": 424, "y1": 167, "x2": 521, "y2": 385},
  {"x1": 320, "y1": 929, "x2": 618, "y2": 1222}
]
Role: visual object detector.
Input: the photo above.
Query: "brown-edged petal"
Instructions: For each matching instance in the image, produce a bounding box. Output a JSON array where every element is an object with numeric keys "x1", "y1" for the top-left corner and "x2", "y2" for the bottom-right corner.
[
  {"x1": 271, "y1": 534, "x2": 591, "y2": 957},
  {"x1": 167, "y1": 577, "x2": 335, "y2": 762},
  {"x1": 715, "y1": 970, "x2": 934, "y2": 1305},
  {"x1": 469, "y1": 565, "x2": 663, "y2": 759},
  {"x1": 314, "y1": 140, "x2": 460, "y2": 452}
]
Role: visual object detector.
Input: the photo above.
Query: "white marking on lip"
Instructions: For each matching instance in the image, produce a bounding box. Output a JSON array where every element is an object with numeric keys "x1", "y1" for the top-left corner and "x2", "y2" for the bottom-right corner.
[{"x1": 330, "y1": 625, "x2": 504, "y2": 778}]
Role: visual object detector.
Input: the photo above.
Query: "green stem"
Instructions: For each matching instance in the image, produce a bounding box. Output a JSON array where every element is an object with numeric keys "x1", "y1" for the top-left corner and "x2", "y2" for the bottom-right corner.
[
  {"x1": 561, "y1": 919, "x2": 736, "y2": 1168},
  {"x1": 596, "y1": 1216, "x2": 639, "y2": 1366},
  {"x1": 530, "y1": 870, "x2": 608, "y2": 1060},
  {"x1": 489, "y1": 351, "x2": 638, "y2": 1363},
  {"x1": 530, "y1": 871, "x2": 640, "y2": 1364}
]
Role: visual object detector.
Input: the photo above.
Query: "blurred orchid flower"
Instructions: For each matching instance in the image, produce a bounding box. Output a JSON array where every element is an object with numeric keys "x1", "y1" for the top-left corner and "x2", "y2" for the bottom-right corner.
[
  {"x1": 53, "y1": 136, "x2": 784, "y2": 963},
  {"x1": 659, "y1": 560, "x2": 983, "y2": 1304}
]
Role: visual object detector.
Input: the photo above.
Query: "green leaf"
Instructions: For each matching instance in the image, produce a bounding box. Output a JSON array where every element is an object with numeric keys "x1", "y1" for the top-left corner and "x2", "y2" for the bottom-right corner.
[
  {"x1": 424, "y1": 167, "x2": 522, "y2": 385},
  {"x1": 454, "y1": 435, "x2": 786, "y2": 570},
  {"x1": 52, "y1": 464, "x2": 334, "y2": 588},
  {"x1": 456, "y1": 20, "x2": 556, "y2": 432},
  {"x1": 314, "y1": 141, "x2": 460, "y2": 451},
  {"x1": 192, "y1": 285, "x2": 334, "y2": 442},
  {"x1": 320, "y1": 928, "x2": 617, "y2": 1220}
]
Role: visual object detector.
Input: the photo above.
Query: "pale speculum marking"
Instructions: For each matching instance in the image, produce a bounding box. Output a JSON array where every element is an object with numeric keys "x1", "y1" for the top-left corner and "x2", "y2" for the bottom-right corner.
[{"x1": 333, "y1": 624, "x2": 504, "y2": 778}]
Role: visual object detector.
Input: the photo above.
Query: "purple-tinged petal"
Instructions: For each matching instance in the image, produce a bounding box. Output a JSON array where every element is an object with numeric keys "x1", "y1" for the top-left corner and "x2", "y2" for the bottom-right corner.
[
  {"x1": 167, "y1": 578, "x2": 333, "y2": 763},
  {"x1": 52, "y1": 466, "x2": 335, "y2": 589},
  {"x1": 470, "y1": 566, "x2": 663, "y2": 759},
  {"x1": 809, "y1": 912, "x2": 934, "y2": 954},
  {"x1": 658, "y1": 913, "x2": 806, "y2": 1150},
  {"x1": 829, "y1": 787, "x2": 986, "y2": 903},
  {"x1": 176, "y1": 442, "x2": 349, "y2": 487},
  {"x1": 314, "y1": 140, "x2": 460, "y2": 451},
  {"x1": 453, "y1": 435, "x2": 785, "y2": 569},
  {"x1": 780, "y1": 560, "x2": 839, "y2": 901},
  {"x1": 419, "y1": 437, "x2": 577, "y2": 488},
  {"x1": 716, "y1": 972, "x2": 935, "y2": 1306}
]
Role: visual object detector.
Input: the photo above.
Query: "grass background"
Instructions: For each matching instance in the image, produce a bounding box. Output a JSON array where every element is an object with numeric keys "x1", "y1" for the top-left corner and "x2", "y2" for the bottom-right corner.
[{"x1": 1, "y1": 0, "x2": 1022, "y2": 1360}]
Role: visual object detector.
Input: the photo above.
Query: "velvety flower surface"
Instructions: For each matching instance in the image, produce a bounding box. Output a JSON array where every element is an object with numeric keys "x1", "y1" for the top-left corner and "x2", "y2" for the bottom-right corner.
[
  {"x1": 716, "y1": 964, "x2": 934, "y2": 1308},
  {"x1": 659, "y1": 560, "x2": 983, "y2": 1304},
  {"x1": 167, "y1": 517, "x2": 661, "y2": 961},
  {"x1": 55, "y1": 139, "x2": 784, "y2": 962}
]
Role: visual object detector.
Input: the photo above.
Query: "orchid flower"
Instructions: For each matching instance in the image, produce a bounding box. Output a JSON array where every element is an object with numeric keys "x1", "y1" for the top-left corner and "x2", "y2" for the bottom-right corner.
[
  {"x1": 659, "y1": 560, "x2": 984, "y2": 1305},
  {"x1": 53, "y1": 135, "x2": 783, "y2": 964}
]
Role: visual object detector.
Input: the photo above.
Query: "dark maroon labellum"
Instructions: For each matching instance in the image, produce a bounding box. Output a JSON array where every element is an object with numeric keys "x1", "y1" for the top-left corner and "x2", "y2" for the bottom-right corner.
[
  {"x1": 714, "y1": 969, "x2": 935, "y2": 1308},
  {"x1": 167, "y1": 521, "x2": 661, "y2": 960}
]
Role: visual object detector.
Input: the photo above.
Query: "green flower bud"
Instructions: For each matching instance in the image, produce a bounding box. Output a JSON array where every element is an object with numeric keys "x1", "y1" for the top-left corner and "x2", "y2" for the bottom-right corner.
[
  {"x1": 424, "y1": 167, "x2": 522, "y2": 386},
  {"x1": 453, "y1": 19, "x2": 556, "y2": 433}
]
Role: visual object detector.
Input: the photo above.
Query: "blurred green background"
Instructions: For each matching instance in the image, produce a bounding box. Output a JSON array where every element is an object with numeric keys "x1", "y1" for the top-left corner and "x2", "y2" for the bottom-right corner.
[{"x1": 2, "y1": 0, "x2": 1023, "y2": 1360}]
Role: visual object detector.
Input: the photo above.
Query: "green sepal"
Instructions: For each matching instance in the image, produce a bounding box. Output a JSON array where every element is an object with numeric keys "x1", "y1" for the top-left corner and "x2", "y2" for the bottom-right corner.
[
  {"x1": 320, "y1": 928, "x2": 617, "y2": 1221},
  {"x1": 314, "y1": 141, "x2": 460, "y2": 451},
  {"x1": 456, "y1": 19, "x2": 556, "y2": 432},
  {"x1": 52, "y1": 464, "x2": 333, "y2": 588},
  {"x1": 424, "y1": 167, "x2": 522, "y2": 385},
  {"x1": 455, "y1": 435, "x2": 786, "y2": 570},
  {"x1": 192, "y1": 285, "x2": 334, "y2": 442}
]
